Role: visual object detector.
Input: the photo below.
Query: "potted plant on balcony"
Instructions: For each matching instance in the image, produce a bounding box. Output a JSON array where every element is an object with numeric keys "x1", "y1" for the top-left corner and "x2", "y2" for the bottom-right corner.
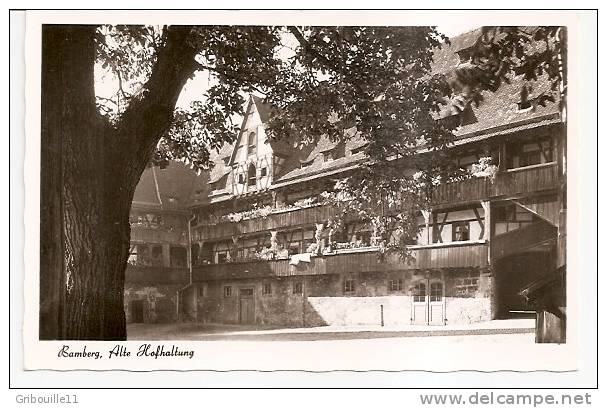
[{"x1": 470, "y1": 157, "x2": 498, "y2": 181}]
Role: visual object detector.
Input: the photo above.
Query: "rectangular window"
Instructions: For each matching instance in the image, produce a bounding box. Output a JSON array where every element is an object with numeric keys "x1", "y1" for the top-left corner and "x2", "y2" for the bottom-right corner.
[
  {"x1": 430, "y1": 282, "x2": 443, "y2": 302},
  {"x1": 260, "y1": 167, "x2": 267, "y2": 177},
  {"x1": 240, "y1": 288, "x2": 254, "y2": 297},
  {"x1": 519, "y1": 149, "x2": 542, "y2": 167},
  {"x1": 198, "y1": 285, "x2": 205, "y2": 297},
  {"x1": 344, "y1": 279, "x2": 355, "y2": 293},
  {"x1": 388, "y1": 279, "x2": 403, "y2": 292},
  {"x1": 224, "y1": 286, "x2": 232, "y2": 297},
  {"x1": 217, "y1": 252, "x2": 228, "y2": 264},
  {"x1": 452, "y1": 221, "x2": 470, "y2": 242},
  {"x1": 288, "y1": 242, "x2": 301, "y2": 255},
  {"x1": 413, "y1": 281, "x2": 426, "y2": 302},
  {"x1": 262, "y1": 283, "x2": 272, "y2": 295},
  {"x1": 293, "y1": 282, "x2": 303, "y2": 295}
]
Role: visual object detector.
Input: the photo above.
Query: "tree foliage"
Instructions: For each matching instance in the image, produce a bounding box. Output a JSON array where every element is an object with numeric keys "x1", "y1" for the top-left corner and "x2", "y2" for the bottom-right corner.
[
  {"x1": 42, "y1": 24, "x2": 567, "y2": 339},
  {"x1": 92, "y1": 25, "x2": 456, "y2": 259},
  {"x1": 451, "y1": 26, "x2": 567, "y2": 110},
  {"x1": 93, "y1": 25, "x2": 565, "y2": 259}
]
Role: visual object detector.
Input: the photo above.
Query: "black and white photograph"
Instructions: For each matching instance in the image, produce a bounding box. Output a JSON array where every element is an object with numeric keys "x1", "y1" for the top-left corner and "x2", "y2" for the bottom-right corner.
[{"x1": 10, "y1": 7, "x2": 598, "y2": 392}]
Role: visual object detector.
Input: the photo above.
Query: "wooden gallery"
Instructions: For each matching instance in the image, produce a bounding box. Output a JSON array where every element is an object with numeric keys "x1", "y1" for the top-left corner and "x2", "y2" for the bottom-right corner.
[{"x1": 124, "y1": 29, "x2": 566, "y2": 329}]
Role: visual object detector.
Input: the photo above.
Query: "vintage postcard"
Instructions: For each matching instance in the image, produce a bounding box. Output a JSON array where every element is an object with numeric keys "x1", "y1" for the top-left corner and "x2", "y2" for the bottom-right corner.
[{"x1": 17, "y1": 9, "x2": 596, "y2": 385}]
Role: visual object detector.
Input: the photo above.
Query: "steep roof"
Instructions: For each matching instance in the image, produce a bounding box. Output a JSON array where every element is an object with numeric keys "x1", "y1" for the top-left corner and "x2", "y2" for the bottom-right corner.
[
  {"x1": 132, "y1": 161, "x2": 208, "y2": 211},
  {"x1": 431, "y1": 28, "x2": 560, "y2": 140},
  {"x1": 132, "y1": 27, "x2": 562, "y2": 211}
]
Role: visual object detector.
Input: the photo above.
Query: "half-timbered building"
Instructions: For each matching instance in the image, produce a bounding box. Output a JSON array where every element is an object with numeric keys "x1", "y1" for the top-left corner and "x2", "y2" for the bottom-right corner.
[{"x1": 125, "y1": 28, "x2": 566, "y2": 327}]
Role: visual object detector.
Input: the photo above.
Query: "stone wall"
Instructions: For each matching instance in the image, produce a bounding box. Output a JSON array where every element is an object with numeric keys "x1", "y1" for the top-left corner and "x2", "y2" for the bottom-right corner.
[{"x1": 196, "y1": 267, "x2": 493, "y2": 327}]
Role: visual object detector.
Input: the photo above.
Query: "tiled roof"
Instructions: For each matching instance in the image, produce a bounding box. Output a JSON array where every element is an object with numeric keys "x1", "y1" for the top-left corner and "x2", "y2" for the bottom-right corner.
[
  {"x1": 132, "y1": 27, "x2": 562, "y2": 211},
  {"x1": 252, "y1": 94, "x2": 273, "y2": 122},
  {"x1": 431, "y1": 28, "x2": 560, "y2": 137},
  {"x1": 132, "y1": 161, "x2": 207, "y2": 211},
  {"x1": 132, "y1": 166, "x2": 161, "y2": 207},
  {"x1": 274, "y1": 131, "x2": 367, "y2": 183}
]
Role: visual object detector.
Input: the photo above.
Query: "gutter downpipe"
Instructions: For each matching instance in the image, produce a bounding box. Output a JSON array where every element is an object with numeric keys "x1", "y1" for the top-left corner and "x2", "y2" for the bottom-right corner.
[{"x1": 176, "y1": 214, "x2": 197, "y2": 321}]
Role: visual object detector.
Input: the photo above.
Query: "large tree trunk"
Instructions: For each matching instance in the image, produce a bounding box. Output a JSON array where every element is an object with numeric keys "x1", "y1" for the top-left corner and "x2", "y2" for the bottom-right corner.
[
  {"x1": 40, "y1": 25, "x2": 133, "y2": 340},
  {"x1": 40, "y1": 25, "x2": 198, "y2": 340}
]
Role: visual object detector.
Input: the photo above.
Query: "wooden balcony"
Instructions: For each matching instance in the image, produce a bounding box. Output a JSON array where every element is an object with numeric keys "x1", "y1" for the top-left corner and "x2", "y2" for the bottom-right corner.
[
  {"x1": 432, "y1": 162, "x2": 559, "y2": 206},
  {"x1": 194, "y1": 164, "x2": 559, "y2": 241},
  {"x1": 125, "y1": 265, "x2": 189, "y2": 284},
  {"x1": 194, "y1": 205, "x2": 337, "y2": 241},
  {"x1": 192, "y1": 241, "x2": 488, "y2": 281},
  {"x1": 130, "y1": 226, "x2": 188, "y2": 244}
]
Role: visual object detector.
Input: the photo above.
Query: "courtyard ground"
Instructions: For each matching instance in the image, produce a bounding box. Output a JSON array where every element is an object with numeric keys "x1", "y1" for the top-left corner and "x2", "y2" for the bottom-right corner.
[{"x1": 127, "y1": 318, "x2": 535, "y2": 341}]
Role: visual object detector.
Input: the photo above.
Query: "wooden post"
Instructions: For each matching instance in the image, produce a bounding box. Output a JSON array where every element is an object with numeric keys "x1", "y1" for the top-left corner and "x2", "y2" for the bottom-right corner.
[
  {"x1": 498, "y1": 142, "x2": 507, "y2": 171},
  {"x1": 421, "y1": 209, "x2": 432, "y2": 245},
  {"x1": 162, "y1": 244, "x2": 171, "y2": 268},
  {"x1": 481, "y1": 200, "x2": 491, "y2": 263},
  {"x1": 431, "y1": 211, "x2": 438, "y2": 244}
]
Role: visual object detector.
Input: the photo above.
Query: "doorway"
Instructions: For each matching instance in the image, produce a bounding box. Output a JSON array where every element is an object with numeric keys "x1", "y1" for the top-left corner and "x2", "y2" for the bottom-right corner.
[
  {"x1": 411, "y1": 279, "x2": 445, "y2": 325},
  {"x1": 239, "y1": 288, "x2": 255, "y2": 324},
  {"x1": 130, "y1": 299, "x2": 145, "y2": 323}
]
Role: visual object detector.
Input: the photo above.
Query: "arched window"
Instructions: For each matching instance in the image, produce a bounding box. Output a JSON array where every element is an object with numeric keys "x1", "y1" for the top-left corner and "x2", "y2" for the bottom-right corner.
[{"x1": 247, "y1": 163, "x2": 257, "y2": 187}]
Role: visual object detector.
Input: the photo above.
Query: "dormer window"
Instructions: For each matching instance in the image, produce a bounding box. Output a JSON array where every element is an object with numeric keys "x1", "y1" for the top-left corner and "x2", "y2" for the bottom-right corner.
[
  {"x1": 517, "y1": 99, "x2": 536, "y2": 112},
  {"x1": 350, "y1": 145, "x2": 366, "y2": 156},
  {"x1": 517, "y1": 86, "x2": 536, "y2": 113},
  {"x1": 248, "y1": 131, "x2": 257, "y2": 155},
  {"x1": 456, "y1": 48, "x2": 472, "y2": 63}
]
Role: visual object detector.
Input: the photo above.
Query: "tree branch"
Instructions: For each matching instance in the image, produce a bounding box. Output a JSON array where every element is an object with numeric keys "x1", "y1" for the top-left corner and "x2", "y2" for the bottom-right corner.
[
  {"x1": 116, "y1": 25, "x2": 200, "y2": 159},
  {"x1": 288, "y1": 26, "x2": 334, "y2": 68}
]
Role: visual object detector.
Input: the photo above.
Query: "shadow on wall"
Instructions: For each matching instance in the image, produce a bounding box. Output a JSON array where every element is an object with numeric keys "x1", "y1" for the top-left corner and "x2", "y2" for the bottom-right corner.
[
  {"x1": 124, "y1": 284, "x2": 180, "y2": 324},
  {"x1": 493, "y1": 252, "x2": 554, "y2": 318}
]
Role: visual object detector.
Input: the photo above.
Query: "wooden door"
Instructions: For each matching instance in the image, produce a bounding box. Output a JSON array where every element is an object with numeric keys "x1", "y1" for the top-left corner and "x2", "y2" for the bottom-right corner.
[
  {"x1": 411, "y1": 279, "x2": 446, "y2": 325},
  {"x1": 411, "y1": 281, "x2": 428, "y2": 324},
  {"x1": 130, "y1": 300, "x2": 144, "y2": 323},
  {"x1": 239, "y1": 288, "x2": 255, "y2": 324},
  {"x1": 428, "y1": 280, "x2": 445, "y2": 325}
]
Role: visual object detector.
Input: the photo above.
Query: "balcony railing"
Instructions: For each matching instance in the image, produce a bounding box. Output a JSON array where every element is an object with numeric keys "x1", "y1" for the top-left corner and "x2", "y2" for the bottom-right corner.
[
  {"x1": 193, "y1": 163, "x2": 560, "y2": 241},
  {"x1": 194, "y1": 205, "x2": 337, "y2": 241},
  {"x1": 130, "y1": 226, "x2": 188, "y2": 244},
  {"x1": 432, "y1": 162, "x2": 559, "y2": 206},
  {"x1": 125, "y1": 265, "x2": 189, "y2": 284},
  {"x1": 192, "y1": 241, "x2": 488, "y2": 281}
]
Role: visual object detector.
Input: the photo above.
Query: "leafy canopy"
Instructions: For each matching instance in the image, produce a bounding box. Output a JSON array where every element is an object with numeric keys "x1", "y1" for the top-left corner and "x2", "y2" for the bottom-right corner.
[{"x1": 94, "y1": 25, "x2": 564, "y2": 258}]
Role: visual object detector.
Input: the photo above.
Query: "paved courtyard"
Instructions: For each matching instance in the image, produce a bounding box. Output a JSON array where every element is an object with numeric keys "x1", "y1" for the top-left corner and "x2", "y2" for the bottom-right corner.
[{"x1": 127, "y1": 319, "x2": 535, "y2": 341}]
